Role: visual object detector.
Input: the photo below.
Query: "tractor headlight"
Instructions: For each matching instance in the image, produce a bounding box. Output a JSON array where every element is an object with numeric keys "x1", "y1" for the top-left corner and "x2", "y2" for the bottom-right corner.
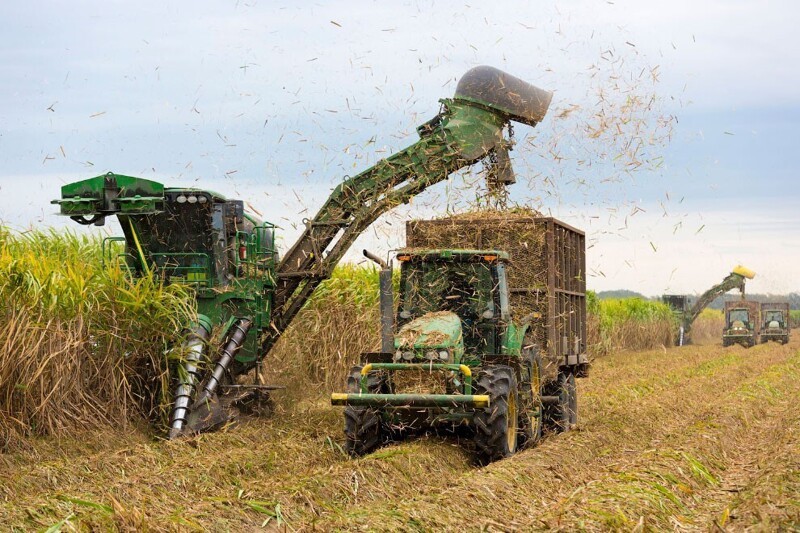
[
  {"x1": 425, "y1": 350, "x2": 438, "y2": 361},
  {"x1": 187, "y1": 195, "x2": 198, "y2": 204},
  {"x1": 438, "y1": 349, "x2": 450, "y2": 361},
  {"x1": 176, "y1": 195, "x2": 187, "y2": 203},
  {"x1": 393, "y1": 350, "x2": 403, "y2": 362},
  {"x1": 401, "y1": 350, "x2": 415, "y2": 361}
]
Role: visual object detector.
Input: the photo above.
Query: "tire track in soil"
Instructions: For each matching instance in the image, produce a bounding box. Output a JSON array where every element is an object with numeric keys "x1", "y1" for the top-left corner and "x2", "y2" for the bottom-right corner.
[
  {"x1": 304, "y1": 341, "x2": 797, "y2": 530},
  {"x1": 1, "y1": 341, "x2": 796, "y2": 530},
  {"x1": 0, "y1": 338, "x2": 734, "y2": 528},
  {"x1": 532, "y1": 345, "x2": 800, "y2": 530}
]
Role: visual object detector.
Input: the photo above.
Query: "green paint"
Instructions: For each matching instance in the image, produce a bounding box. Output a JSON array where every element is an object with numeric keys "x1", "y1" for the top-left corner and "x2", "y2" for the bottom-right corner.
[
  {"x1": 395, "y1": 313, "x2": 463, "y2": 350},
  {"x1": 53, "y1": 172, "x2": 278, "y2": 367},
  {"x1": 54, "y1": 67, "x2": 551, "y2": 435}
]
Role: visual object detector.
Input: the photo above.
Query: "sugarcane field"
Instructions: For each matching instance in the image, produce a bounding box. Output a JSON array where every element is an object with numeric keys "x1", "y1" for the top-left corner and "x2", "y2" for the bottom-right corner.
[{"x1": 1, "y1": 2, "x2": 799, "y2": 532}]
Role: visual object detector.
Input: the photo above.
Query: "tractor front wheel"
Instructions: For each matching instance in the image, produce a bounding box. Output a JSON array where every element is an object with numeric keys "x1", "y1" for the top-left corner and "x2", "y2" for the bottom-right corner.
[
  {"x1": 343, "y1": 365, "x2": 388, "y2": 456},
  {"x1": 474, "y1": 365, "x2": 519, "y2": 464}
]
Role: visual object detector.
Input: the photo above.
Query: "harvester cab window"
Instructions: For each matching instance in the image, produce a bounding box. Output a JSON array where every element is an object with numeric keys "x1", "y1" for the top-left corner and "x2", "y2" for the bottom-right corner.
[
  {"x1": 128, "y1": 197, "x2": 215, "y2": 283},
  {"x1": 728, "y1": 309, "x2": 750, "y2": 328}
]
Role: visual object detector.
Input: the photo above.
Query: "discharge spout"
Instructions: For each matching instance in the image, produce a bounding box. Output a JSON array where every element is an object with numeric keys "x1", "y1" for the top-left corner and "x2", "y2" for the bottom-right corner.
[{"x1": 454, "y1": 65, "x2": 553, "y2": 127}]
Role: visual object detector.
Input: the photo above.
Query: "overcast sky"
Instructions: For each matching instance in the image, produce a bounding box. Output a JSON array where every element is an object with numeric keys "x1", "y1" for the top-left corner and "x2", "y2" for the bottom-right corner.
[{"x1": 1, "y1": 0, "x2": 798, "y2": 295}]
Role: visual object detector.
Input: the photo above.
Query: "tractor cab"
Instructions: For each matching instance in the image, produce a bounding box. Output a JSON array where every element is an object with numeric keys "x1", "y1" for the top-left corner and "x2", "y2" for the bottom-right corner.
[
  {"x1": 395, "y1": 249, "x2": 510, "y2": 362},
  {"x1": 52, "y1": 173, "x2": 277, "y2": 292},
  {"x1": 727, "y1": 308, "x2": 751, "y2": 330},
  {"x1": 763, "y1": 309, "x2": 785, "y2": 329}
]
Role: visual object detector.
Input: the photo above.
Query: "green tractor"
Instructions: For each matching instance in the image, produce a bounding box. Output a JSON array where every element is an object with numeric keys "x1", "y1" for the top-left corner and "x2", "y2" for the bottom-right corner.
[
  {"x1": 722, "y1": 299, "x2": 760, "y2": 348},
  {"x1": 52, "y1": 66, "x2": 555, "y2": 438},
  {"x1": 332, "y1": 217, "x2": 587, "y2": 463}
]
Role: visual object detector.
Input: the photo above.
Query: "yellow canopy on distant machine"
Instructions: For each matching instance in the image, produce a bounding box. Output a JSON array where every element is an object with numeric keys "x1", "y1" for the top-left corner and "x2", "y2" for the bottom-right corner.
[{"x1": 732, "y1": 265, "x2": 756, "y2": 279}]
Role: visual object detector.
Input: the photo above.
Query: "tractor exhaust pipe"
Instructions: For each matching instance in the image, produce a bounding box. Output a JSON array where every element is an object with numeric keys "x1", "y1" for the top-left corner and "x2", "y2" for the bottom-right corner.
[
  {"x1": 168, "y1": 320, "x2": 212, "y2": 439},
  {"x1": 364, "y1": 250, "x2": 394, "y2": 354}
]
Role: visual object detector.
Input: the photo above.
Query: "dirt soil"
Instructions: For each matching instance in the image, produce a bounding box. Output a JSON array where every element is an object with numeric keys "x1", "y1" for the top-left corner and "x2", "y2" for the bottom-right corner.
[{"x1": 2, "y1": 337, "x2": 799, "y2": 531}]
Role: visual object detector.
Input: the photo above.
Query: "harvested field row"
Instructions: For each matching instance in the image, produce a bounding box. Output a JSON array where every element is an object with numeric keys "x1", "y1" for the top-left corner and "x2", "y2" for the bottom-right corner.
[{"x1": 1, "y1": 338, "x2": 798, "y2": 530}]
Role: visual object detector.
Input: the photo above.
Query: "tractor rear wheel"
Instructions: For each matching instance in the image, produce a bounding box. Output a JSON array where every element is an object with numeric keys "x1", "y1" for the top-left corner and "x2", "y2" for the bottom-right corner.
[
  {"x1": 518, "y1": 348, "x2": 543, "y2": 448},
  {"x1": 343, "y1": 365, "x2": 388, "y2": 456},
  {"x1": 474, "y1": 365, "x2": 519, "y2": 464}
]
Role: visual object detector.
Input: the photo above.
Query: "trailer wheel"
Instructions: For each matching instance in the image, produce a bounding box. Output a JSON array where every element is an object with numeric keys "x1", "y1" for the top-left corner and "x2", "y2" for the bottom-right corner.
[
  {"x1": 474, "y1": 365, "x2": 518, "y2": 464},
  {"x1": 343, "y1": 365, "x2": 388, "y2": 456},
  {"x1": 566, "y1": 371, "x2": 578, "y2": 426},
  {"x1": 518, "y1": 349, "x2": 543, "y2": 448},
  {"x1": 549, "y1": 370, "x2": 577, "y2": 432}
]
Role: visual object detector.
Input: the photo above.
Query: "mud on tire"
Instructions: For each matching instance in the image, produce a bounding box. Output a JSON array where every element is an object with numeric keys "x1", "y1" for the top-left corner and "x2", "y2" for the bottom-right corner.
[
  {"x1": 343, "y1": 365, "x2": 388, "y2": 456},
  {"x1": 473, "y1": 365, "x2": 519, "y2": 464},
  {"x1": 544, "y1": 369, "x2": 577, "y2": 432}
]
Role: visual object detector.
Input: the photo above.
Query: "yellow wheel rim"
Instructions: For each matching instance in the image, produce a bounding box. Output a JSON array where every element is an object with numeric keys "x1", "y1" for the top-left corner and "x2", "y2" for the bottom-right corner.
[
  {"x1": 530, "y1": 359, "x2": 541, "y2": 407},
  {"x1": 507, "y1": 387, "x2": 518, "y2": 451}
]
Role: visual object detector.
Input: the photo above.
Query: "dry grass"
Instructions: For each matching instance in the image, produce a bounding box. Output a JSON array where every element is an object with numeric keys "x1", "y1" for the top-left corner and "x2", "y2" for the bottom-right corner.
[
  {"x1": 690, "y1": 309, "x2": 725, "y2": 345},
  {"x1": 2, "y1": 336, "x2": 798, "y2": 530},
  {"x1": 0, "y1": 230, "x2": 194, "y2": 450},
  {"x1": 264, "y1": 263, "x2": 382, "y2": 403},
  {"x1": 4, "y1": 230, "x2": 798, "y2": 531}
]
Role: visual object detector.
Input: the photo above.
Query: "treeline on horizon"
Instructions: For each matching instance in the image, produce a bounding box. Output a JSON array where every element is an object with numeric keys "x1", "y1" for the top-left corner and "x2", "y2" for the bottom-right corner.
[{"x1": 596, "y1": 290, "x2": 800, "y2": 310}]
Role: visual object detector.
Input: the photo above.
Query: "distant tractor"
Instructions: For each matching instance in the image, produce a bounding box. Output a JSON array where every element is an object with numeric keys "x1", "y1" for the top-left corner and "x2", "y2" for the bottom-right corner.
[
  {"x1": 760, "y1": 302, "x2": 790, "y2": 345},
  {"x1": 723, "y1": 300, "x2": 760, "y2": 348},
  {"x1": 331, "y1": 216, "x2": 587, "y2": 463},
  {"x1": 663, "y1": 265, "x2": 755, "y2": 346}
]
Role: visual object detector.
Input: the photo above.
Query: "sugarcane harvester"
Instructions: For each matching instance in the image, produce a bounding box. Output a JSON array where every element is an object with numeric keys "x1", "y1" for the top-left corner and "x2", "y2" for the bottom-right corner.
[
  {"x1": 663, "y1": 265, "x2": 755, "y2": 346},
  {"x1": 52, "y1": 66, "x2": 553, "y2": 438}
]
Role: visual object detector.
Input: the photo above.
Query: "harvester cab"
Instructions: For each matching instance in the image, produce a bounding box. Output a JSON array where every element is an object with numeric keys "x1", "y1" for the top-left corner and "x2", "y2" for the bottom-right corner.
[
  {"x1": 53, "y1": 65, "x2": 554, "y2": 439},
  {"x1": 54, "y1": 173, "x2": 276, "y2": 288}
]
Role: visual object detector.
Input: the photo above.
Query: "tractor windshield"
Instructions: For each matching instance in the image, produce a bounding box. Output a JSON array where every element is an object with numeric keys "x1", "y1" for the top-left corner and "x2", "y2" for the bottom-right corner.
[
  {"x1": 399, "y1": 258, "x2": 496, "y2": 323},
  {"x1": 728, "y1": 309, "x2": 750, "y2": 326},
  {"x1": 764, "y1": 310, "x2": 784, "y2": 326}
]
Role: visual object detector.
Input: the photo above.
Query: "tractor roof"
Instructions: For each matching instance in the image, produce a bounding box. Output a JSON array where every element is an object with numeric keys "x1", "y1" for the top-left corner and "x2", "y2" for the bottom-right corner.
[{"x1": 396, "y1": 248, "x2": 509, "y2": 261}]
